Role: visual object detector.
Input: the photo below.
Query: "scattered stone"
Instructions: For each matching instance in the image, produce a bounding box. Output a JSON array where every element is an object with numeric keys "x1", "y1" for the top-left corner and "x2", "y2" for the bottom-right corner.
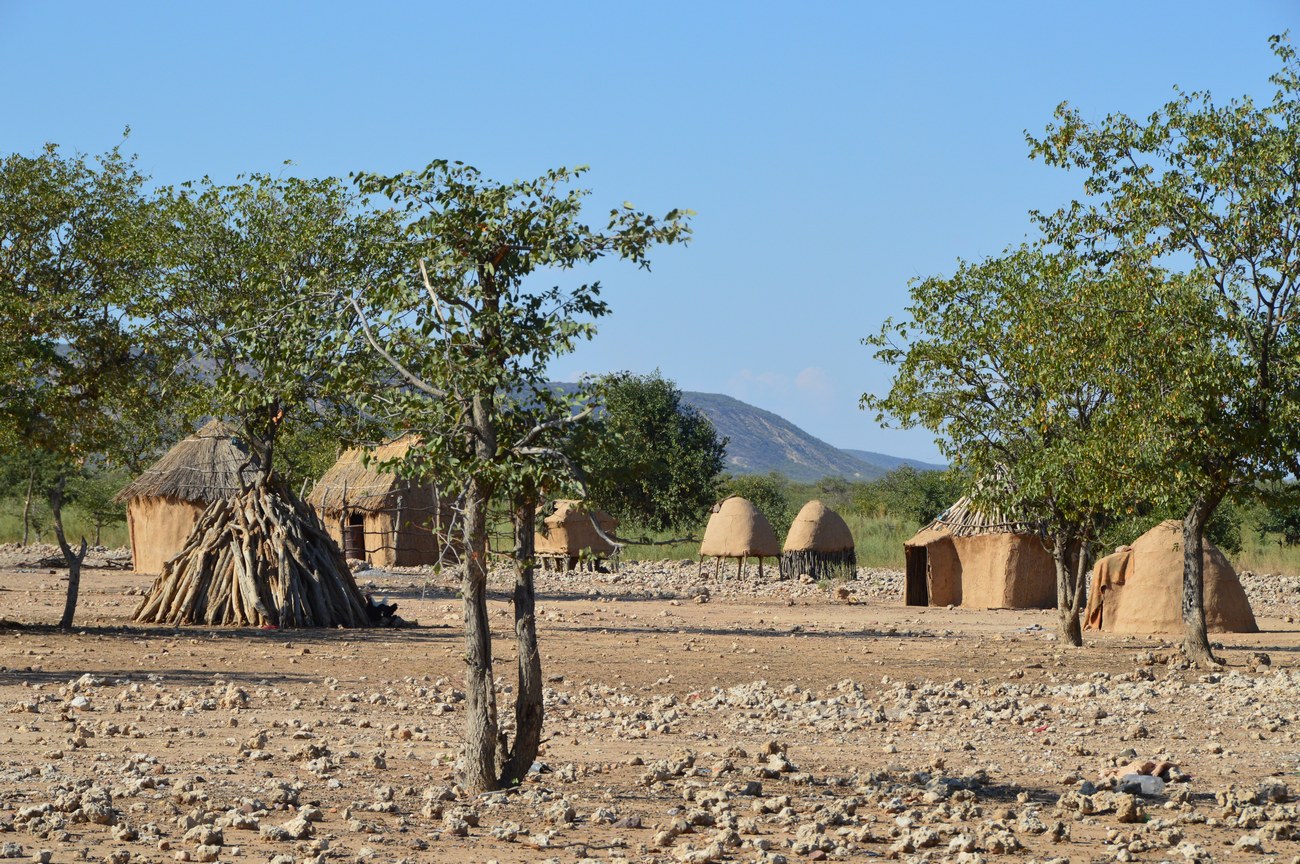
[{"x1": 1115, "y1": 793, "x2": 1143, "y2": 824}]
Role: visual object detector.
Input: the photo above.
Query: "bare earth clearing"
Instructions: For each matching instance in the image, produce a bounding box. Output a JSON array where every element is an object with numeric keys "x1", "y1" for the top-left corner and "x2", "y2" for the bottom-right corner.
[{"x1": 3, "y1": 546, "x2": 1300, "y2": 864}]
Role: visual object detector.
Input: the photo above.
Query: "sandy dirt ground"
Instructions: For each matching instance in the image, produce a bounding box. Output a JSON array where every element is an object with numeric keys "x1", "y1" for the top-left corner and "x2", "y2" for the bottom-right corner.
[{"x1": 2, "y1": 547, "x2": 1300, "y2": 863}]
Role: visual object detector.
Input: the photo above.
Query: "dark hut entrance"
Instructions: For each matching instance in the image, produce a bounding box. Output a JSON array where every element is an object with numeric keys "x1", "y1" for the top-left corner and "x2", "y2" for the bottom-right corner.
[
  {"x1": 905, "y1": 545, "x2": 929, "y2": 606},
  {"x1": 344, "y1": 514, "x2": 366, "y2": 560}
]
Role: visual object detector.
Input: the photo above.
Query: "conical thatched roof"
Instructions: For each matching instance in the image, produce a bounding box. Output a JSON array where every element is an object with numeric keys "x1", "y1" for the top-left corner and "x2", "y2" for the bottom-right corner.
[
  {"x1": 783, "y1": 500, "x2": 854, "y2": 553},
  {"x1": 307, "y1": 436, "x2": 434, "y2": 513},
  {"x1": 699, "y1": 496, "x2": 780, "y2": 558},
  {"x1": 114, "y1": 420, "x2": 257, "y2": 505},
  {"x1": 908, "y1": 496, "x2": 1042, "y2": 543}
]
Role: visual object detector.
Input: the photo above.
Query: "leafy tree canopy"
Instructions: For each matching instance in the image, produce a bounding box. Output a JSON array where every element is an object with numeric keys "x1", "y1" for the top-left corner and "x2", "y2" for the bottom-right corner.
[
  {"x1": 0, "y1": 139, "x2": 172, "y2": 627},
  {"x1": 155, "y1": 172, "x2": 402, "y2": 471},
  {"x1": 1024, "y1": 33, "x2": 1300, "y2": 662},
  {"x1": 574, "y1": 371, "x2": 726, "y2": 535},
  {"x1": 343, "y1": 160, "x2": 692, "y2": 793}
]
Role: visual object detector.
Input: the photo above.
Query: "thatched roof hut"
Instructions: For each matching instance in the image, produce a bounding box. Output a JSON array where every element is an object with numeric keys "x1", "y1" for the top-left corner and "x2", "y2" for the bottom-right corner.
[
  {"x1": 1085, "y1": 520, "x2": 1257, "y2": 634},
  {"x1": 534, "y1": 500, "x2": 619, "y2": 570},
  {"x1": 307, "y1": 437, "x2": 453, "y2": 568},
  {"x1": 780, "y1": 500, "x2": 856, "y2": 580},
  {"x1": 115, "y1": 420, "x2": 256, "y2": 574},
  {"x1": 699, "y1": 496, "x2": 780, "y2": 578},
  {"x1": 903, "y1": 496, "x2": 1055, "y2": 609}
]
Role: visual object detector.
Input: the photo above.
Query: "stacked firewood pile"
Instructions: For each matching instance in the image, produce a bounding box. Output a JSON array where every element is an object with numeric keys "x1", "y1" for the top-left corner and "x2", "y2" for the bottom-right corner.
[{"x1": 133, "y1": 484, "x2": 371, "y2": 628}]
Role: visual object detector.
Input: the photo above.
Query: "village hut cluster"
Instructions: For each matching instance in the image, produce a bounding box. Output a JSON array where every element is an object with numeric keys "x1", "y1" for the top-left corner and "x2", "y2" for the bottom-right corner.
[
  {"x1": 117, "y1": 421, "x2": 1261, "y2": 635},
  {"x1": 901, "y1": 498, "x2": 1259, "y2": 635}
]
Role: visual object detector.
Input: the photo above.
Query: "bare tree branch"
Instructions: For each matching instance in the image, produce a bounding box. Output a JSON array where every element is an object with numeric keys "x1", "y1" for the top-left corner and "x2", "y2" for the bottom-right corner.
[{"x1": 340, "y1": 291, "x2": 448, "y2": 399}]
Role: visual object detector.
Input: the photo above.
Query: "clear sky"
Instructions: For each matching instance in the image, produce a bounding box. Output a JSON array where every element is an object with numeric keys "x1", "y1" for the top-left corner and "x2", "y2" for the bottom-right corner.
[{"x1": 3, "y1": 2, "x2": 1296, "y2": 462}]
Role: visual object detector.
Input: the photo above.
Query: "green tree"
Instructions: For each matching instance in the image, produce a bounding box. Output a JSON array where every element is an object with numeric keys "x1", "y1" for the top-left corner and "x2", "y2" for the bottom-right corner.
[
  {"x1": 0, "y1": 141, "x2": 169, "y2": 628},
  {"x1": 857, "y1": 466, "x2": 961, "y2": 526},
  {"x1": 132, "y1": 173, "x2": 400, "y2": 628},
  {"x1": 345, "y1": 161, "x2": 691, "y2": 792},
  {"x1": 723, "y1": 472, "x2": 793, "y2": 539},
  {"x1": 276, "y1": 421, "x2": 346, "y2": 498},
  {"x1": 1254, "y1": 483, "x2": 1300, "y2": 547},
  {"x1": 865, "y1": 245, "x2": 1208, "y2": 645},
  {"x1": 1027, "y1": 34, "x2": 1300, "y2": 664},
  {"x1": 575, "y1": 371, "x2": 726, "y2": 536},
  {"x1": 0, "y1": 446, "x2": 63, "y2": 545},
  {"x1": 70, "y1": 467, "x2": 129, "y2": 546},
  {"x1": 158, "y1": 173, "x2": 397, "y2": 470}
]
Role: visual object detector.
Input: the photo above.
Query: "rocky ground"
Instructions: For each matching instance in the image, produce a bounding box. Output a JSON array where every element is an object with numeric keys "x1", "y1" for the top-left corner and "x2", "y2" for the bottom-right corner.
[{"x1": 1, "y1": 548, "x2": 1299, "y2": 863}]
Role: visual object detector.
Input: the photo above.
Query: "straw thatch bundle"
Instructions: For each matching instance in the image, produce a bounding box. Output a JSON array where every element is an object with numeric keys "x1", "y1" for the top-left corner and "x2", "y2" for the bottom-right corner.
[
  {"x1": 308, "y1": 437, "x2": 427, "y2": 512},
  {"x1": 699, "y1": 496, "x2": 780, "y2": 578},
  {"x1": 115, "y1": 419, "x2": 256, "y2": 504},
  {"x1": 779, "y1": 499, "x2": 856, "y2": 580},
  {"x1": 115, "y1": 420, "x2": 259, "y2": 575},
  {"x1": 927, "y1": 495, "x2": 1043, "y2": 537}
]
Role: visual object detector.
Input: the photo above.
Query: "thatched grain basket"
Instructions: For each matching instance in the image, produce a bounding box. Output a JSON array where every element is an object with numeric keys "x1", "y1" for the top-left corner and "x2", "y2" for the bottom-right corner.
[
  {"x1": 534, "y1": 500, "x2": 619, "y2": 571},
  {"x1": 780, "y1": 499, "x2": 856, "y2": 580},
  {"x1": 698, "y1": 496, "x2": 780, "y2": 579}
]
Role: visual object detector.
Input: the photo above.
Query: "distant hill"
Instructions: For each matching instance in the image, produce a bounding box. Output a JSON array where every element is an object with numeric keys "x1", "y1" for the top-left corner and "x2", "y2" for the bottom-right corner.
[
  {"x1": 839, "y1": 448, "x2": 946, "y2": 474},
  {"x1": 680, "y1": 391, "x2": 945, "y2": 482},
  {"x1": 552, "y1": 382, "x2": 942, "y2": 482},
  {"x1": 680, "y1": 392, "x2": 875, "y2": 481}
]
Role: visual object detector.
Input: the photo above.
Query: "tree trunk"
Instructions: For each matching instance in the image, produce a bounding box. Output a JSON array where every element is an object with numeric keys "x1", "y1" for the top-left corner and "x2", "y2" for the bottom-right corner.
[
  {"x1": 460, "y1": 394, "x2": 501, "y2": 793},
  {"x1": 50, "y1": 476, "x2": 88, "y2": 631},
  {"x1": 22, "y1": 466, "x2": 35, "y2": 546},
  {"x1": 460, "y1": 476, "x2": 499, "y2": 791},
  {"x1": 500, "y1": 494, "x2": 543, "y2": 787},
  {"x1": 1052, "y1": 531, "x2": 1083, "y2": 647},
  {"x1": 1069, "y1": 538, "x2": 1090, "y2": 638},
  {"x1": 1182, "y1": 497, "x2": 1221, "y2": 667}
]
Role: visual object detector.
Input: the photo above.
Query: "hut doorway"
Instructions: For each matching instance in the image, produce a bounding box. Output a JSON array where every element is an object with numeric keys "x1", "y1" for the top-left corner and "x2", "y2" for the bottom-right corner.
[
  {"x1": 905, "y1": 546, "x2": 929, "y2": 606},
  {"x1": 344, "y1": 514, "x2": 366, "y2": 560}
]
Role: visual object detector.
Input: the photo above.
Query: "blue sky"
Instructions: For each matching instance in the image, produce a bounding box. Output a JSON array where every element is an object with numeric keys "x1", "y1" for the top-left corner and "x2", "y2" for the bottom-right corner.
[{"x1": 3, "y1": 2, "x2": 1296, "y2": 461}]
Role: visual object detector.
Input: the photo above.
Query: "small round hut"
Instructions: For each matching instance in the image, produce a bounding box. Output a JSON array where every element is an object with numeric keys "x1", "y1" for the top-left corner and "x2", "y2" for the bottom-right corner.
[
  {"x1": 780, "y1": 500, "x2": 856, "y2": 580},
  {"x1": 698, "y1": 496, "x2": 781, "y2": 579},
  {"x1": 308, "y1": 437, "x2": 455, "y2": 568},
  {"x1": 534, "y1": 500, "x2": 619, "y2": 571},
  {"x1": 1085, "y1": 520, "x2": 1258, "y2": 634},
  {"x1": 114, "y1": 420, "x2": 256, "y2": 574}
]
